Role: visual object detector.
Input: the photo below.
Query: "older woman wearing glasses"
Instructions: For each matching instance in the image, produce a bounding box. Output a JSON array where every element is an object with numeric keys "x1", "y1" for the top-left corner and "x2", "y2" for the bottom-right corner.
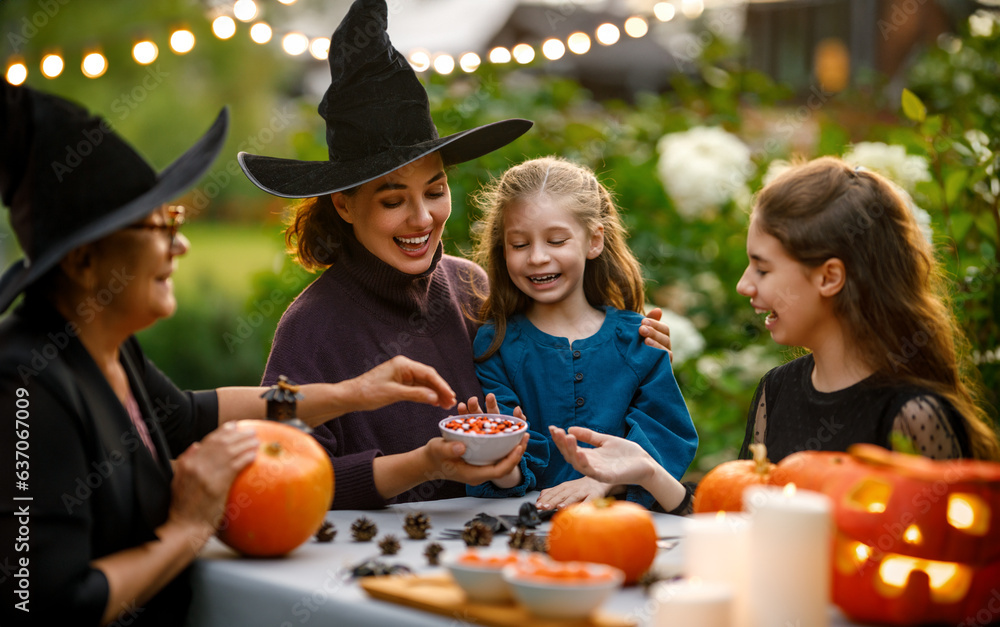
[{"x1": 0, "y1": 84, "x2": 462, "y2": 627}]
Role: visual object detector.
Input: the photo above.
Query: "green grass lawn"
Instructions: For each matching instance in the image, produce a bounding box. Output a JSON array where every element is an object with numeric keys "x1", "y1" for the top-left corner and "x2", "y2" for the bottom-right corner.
[{"x1": 172, "y1": 221, "x2": 287, "y2": 303}]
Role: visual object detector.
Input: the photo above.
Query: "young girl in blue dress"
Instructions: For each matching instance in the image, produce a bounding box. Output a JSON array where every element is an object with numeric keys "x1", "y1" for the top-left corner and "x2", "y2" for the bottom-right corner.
[
  {"x1": 466, "y1": 156, "x2": 698, "y2": 511},
  {"x1": 550, "y1": 155, "x2": 1000, "y2": 515}
]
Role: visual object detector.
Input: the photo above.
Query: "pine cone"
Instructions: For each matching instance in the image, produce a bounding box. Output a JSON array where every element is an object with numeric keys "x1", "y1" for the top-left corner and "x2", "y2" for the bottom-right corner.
[
  {"x1": 378, "y1": 534, "x2": 401, "y2": 555},
  {"x1": 424, "y1": 542, "x2": 444, "y2": 566},
  {"x1": 351, "y1": 517, "x2": 378, "y2": 542},
  {"x1": 507, "y1": 526, "x2": 545, "y2": 552},
  {"x1": 403, "y1": 512, "x2": 431, "y2": 540},
  {"x1": 461, "y1": 520, "x2": 494, "y2": 547},
  {"x1": 315, "y1": 521, "x2": 337, "y2": 543}
]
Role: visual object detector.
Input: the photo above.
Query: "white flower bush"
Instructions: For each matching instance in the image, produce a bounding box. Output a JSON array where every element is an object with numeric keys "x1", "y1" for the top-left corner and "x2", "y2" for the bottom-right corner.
[
  {"x1": 656, "y1": 126, "x2": 753, "y2": 220},
  {"x1": 841, "y1": 141, "x2": 931, "y2": 192},
  {"x1": 644, "y1": 305, "x2": 706, "y2": 365}
]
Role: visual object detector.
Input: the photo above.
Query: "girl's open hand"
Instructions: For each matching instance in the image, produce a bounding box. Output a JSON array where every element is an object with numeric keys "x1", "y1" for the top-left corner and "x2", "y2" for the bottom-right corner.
[
  {"x1": 457, "y1": 393, "x2": 526, "y2": 422},
  {"x1": 641, "y1": 307, "x2": 672, "y2": 361},
  {"x1": 536, "y1": 475, "x2": 612, "y2": 511},
  {"x1": 550, "y1": 425, "x2": 656, "y2": 487}
]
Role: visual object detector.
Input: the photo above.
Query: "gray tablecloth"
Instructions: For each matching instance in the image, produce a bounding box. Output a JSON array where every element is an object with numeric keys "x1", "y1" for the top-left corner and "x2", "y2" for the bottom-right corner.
[{"x1": 184, "y1": 494, "x2": 866, "y2": 626}]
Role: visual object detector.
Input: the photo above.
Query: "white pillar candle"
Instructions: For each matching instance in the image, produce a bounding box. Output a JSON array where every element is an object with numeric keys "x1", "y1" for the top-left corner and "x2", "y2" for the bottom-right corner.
[
  {"x1": 744, "y1": 484, "x2": 833, "y2": 627},
  {"x1": 683, "y1": 512, "x2": 751, "y2": 627},
  {"x1": 651, "y1": 579, "x2": 733, "y2": 627}
]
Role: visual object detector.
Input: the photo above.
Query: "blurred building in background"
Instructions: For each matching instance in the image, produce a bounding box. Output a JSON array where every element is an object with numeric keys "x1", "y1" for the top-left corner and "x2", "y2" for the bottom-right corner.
[{"x1": 276, "y1": 0, "x2": 979, "y2": 101}]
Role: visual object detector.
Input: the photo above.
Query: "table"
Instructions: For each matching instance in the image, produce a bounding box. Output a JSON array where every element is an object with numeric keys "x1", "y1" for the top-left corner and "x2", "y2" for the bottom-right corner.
[{"x1": 184, "y1": 495, "x2": 870, "y2": 627}]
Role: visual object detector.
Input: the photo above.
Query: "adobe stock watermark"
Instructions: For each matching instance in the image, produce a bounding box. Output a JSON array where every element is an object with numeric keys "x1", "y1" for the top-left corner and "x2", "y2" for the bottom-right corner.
[
  {"x1": 60, "y1": 393, "x2": 181, "y2": 514},
  {"x1": 333, "y1": 0, "x2": 406, "y2": 65},
  {"x1": 222, "y1": 232, "x2": 338, "y2": 353},
  {"x1": 186, "y1": 105, "x2": 296, "y2": 216},
  {"x1": 275, "y1": 567, "x2": 348, "y2": 625},
  {"x1": 5, "y1": 0, "x2": 72, "y2": 53},
  {"x1": 877, "y1": 0, "x2": 932, "y2": 41},
  {"x1": 48, "y1": 65, "x2": 170, "y2": 182},
  {"x1": 109, "y1": 64, "x2": 170, "y2": 122},
  {"x1": 15, "y1": 266, "x2": 135, "y2": 385}
]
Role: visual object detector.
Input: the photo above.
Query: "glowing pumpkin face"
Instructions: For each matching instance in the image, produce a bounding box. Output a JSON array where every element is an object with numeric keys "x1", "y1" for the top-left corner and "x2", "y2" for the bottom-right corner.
[{"x1": 820, "y1": 445, "x2": 1000, "y2": 625}]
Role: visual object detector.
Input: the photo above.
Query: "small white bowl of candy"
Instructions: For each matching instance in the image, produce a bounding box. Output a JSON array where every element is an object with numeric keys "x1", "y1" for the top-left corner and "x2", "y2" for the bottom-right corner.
[{"x1": 438, "y1": 414, "x2": 527, "y2": 466}]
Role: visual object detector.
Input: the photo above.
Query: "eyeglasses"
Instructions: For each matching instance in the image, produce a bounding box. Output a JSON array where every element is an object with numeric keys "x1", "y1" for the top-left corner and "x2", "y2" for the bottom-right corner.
[{"x1": 125, "y1": 206, "x2": 186, "y2": 247}]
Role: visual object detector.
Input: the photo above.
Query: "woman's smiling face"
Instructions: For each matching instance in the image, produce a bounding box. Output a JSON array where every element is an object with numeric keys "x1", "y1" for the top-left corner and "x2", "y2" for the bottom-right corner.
[{"x1": 332, "y1": 153, "x2": 451, "y2": 275}]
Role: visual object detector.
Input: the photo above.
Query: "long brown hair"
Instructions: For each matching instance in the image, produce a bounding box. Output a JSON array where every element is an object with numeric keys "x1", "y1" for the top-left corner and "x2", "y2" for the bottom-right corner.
[
  {"x1": 471, "y1": 156, "x2": 645, "y2": 361},
  {"x1": 755, "y1": 156, "x2": 1000, "y2": 460}
]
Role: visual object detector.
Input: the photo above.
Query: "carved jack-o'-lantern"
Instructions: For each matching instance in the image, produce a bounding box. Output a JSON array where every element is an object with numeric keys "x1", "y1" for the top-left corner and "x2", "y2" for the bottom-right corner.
[{"x1": 783, "y1": 444, "x2": 1000, "y2": 625}]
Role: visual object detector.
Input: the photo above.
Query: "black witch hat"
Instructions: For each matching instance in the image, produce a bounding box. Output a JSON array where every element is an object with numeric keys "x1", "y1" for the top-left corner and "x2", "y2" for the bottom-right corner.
[
  {"x1": 0, "y1": 81, "x2": 229, "y2": 313},
  {"x1": 237, "y1": 0, "x2": 532, "y2": 198}
]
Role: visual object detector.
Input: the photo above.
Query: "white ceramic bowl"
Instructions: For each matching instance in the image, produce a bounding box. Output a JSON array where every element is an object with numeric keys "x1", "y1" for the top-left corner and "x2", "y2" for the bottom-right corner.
[
  {"x1": 444, "y1": 549, "x2": 521, "y2": 603},
  {"x1": 438, "y1": 414, "x2": 527, "y2": 466},
  {"x1": 501, "y1": 558, "x2": 625, "y2": 619}
]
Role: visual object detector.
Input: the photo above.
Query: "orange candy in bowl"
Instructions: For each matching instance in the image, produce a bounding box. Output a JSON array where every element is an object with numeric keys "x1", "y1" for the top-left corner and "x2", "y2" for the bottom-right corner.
[
  {"x1": 502, "y1": 554, "x2": 625, "y2": 619},
  {"x1": 438, "y1": 414, "x2": 526, "y2": 466},
  {"x1": 445, "y1": 548, "x2": 521, "y2": 603}
]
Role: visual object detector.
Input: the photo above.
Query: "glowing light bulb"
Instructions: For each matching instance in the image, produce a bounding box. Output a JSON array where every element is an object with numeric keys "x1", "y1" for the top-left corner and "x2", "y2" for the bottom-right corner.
[
  {"x1": 6, "y1": 62, "x2": 28, "y2": 85},
  {"x1": 233, "y1": 0, "x2": 257, "y2": 22},
  {"x1": 132, "y1": 41, "x2": 158, "y2": 65},
  {"x1": 408, "y1": 50, "x2": 431, "y2": 72},
  {"x1": 82, "y1": 52, "x2": 107, "y2": 78},
  {"x1": 541, "y1": 38, "x2": 565, "y2": 60},
  {"x1": 432, "y1": 54, "x2": 455, "y2": 74},
  {"x1": 213, "y1": 16, "x2": 237, "y2": 40},
  {"x1": 41, "y1": 54, "x2": 64, "y2": 78},
  {"x1": 682, "y1": 0, "x2": 705, "y2": 19},
  {"x1": 281, "y1": 32, "x2": 309, "y2": 56},
  {"x1": 654, "y1": 2, "x2": 676, "y2": 21},
  {"x1": 310, "y1": 37, "x2": 330, "y2": 60},
  {"x1": 489, "y1": 47, "x2": 511, "y2": 63},
  {"x1": 250, "y1": 22, "x2": 272, "y2": 44},
  {"x1": 459, "y1": 52, "x2": 481, "y2": 72},
  {"x1": 512, "y1": 43, "x2": 534, "y2": 64},
  {"x1": 625, "y1": 16, "x2": 648, "y2": 38},
  {"x1": 170, "y1": 30, "x2": 195, "y2": 54},
  {"x1": 596, "y1": 23, "x2": 620, "y2": 46},
  {"x1": 567, "y1": 32, "x2": 591, "y2": 55}
]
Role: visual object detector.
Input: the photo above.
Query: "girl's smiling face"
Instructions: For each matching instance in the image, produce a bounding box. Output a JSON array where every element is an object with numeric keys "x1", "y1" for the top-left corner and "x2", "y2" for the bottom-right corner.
[
  {"x1": 736, "y1": 217, "x2": 830, "y2": 348},
  {"x1": 503, "y1": 192, "x2": 603, "y2": 311},
  {"x1": 332, "y1": 153, "x2": 450, "y2": 275}
]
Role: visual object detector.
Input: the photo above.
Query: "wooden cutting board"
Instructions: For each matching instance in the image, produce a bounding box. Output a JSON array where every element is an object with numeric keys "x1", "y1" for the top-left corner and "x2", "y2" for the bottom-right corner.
[{"x1": 360, "y1": 573, "x2": 637, "y2": 627}]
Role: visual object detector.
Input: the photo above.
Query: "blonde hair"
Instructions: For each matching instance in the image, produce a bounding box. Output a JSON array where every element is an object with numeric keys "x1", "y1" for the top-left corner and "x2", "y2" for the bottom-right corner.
[
  {"x1": 471, "y1": 156, "x2": 644, "y2": 361},
  {"x1": 755, "y1": 156, "x2": 1000, "y2": 460}
]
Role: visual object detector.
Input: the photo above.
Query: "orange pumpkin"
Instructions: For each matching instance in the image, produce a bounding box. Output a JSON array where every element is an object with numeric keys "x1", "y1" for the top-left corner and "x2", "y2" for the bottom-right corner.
[
  {"x1": 795, "y1": 444, "x2": 1000, "y2": 625},
  {"x1": 217, "y1": 420, "x2": 334, "y2": 557},
  {"x1": 546, "y1": 498, "x2": 657, "y2": 584},
  {"x1": 693, "y1": 443, "x2": 775, "y2": 512},
  {"x1": 770, "y1": 449, "x2": 859, "y2": 493}
]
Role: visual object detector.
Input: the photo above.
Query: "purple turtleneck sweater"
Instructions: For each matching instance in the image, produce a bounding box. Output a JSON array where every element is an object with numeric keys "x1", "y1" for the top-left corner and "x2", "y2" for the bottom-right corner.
[{"x1": 262, "y1": 235, "x2": 487, "y2": 509}]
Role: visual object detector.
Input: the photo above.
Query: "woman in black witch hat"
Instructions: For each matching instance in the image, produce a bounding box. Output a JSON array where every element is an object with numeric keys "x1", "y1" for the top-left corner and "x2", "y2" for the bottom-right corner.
[
  {"x1": 0, "y1": 82, "x2": 461, "y2": 627},
  {"x1": 239, "y1": 0, "x2": 672, "y2": 509}
]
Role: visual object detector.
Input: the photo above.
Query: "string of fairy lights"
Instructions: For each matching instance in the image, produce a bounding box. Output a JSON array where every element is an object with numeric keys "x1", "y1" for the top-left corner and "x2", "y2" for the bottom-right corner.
[{"x1": 4, "y1": 0, "x2": 709, "y2": 85}]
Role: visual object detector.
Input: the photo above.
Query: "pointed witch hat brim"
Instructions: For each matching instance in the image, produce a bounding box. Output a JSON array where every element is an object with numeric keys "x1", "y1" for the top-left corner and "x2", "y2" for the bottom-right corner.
[
  {"x1": 238, "y1": 118, "x2": 531, "y2": 199},
  {"x1": 0, "y1": 82, "x2": 229, "y2": 314},
  {"x1": 238, "y1": 0, "x2": 532, "y2": 199}
]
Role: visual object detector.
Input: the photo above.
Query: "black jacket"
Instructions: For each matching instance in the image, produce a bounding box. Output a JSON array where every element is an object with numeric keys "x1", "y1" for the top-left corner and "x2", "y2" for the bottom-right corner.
[{"x1": 0, "y1": 298, "x2": 218, "y2": 626}]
